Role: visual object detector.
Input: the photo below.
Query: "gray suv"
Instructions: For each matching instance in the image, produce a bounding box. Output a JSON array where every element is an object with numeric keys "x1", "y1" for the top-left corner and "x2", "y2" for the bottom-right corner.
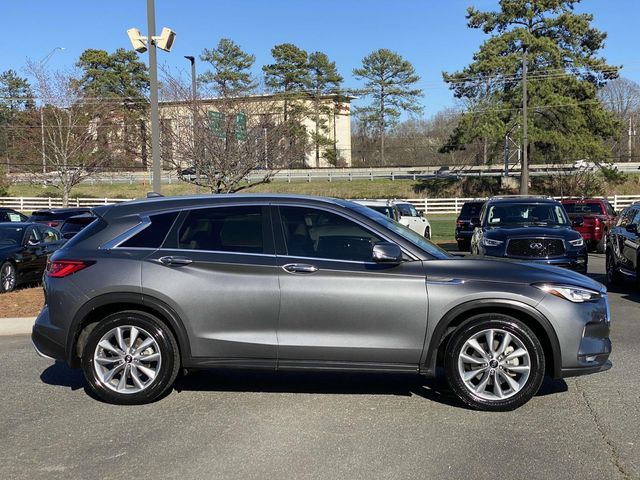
[{"x1": 32, "y1": 195, "x2": 612, "y2": 410}]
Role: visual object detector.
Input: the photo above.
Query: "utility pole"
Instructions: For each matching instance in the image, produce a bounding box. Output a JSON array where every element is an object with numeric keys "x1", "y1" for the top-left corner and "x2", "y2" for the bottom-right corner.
[
  {"x1": 146, "y1": 0, "x2": 162, "y2": 194},
  {"x1": 520, "y1": 52, "x2": 529, "y2": 194},
  {"x1": 184, "y1": 55, "x2": 199, "y2": 193}
]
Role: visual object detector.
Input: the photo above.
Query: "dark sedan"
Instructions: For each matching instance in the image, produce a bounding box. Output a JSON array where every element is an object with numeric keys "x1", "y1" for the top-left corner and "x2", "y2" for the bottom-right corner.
[
  {"x1": 470, "y1": 196, "x2": 588, "y2": 273},
  {"x1": 0, "y1": 223, "x2": 64, "y2": 293}
]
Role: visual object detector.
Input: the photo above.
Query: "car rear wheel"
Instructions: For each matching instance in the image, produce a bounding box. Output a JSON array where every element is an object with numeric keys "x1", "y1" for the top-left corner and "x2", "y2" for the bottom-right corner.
[
  {"x1": 81, "y1": 311, "x2": 180, "y2": 405},
  {"x1": 0, "y1": 262, "x2": 17, "y2": 293},
  {"x1": 444, "y1": 314, "x2": 545, "y2": 411}
]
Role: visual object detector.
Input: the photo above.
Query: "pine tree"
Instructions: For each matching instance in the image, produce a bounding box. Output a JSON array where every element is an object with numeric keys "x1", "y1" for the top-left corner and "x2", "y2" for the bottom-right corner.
[
  {"x1": 199, "y1": 38, "x2": 256, "y2": 97},
  {"x1": 353, "y1": 49, "x2": 422, "y2": 165}
]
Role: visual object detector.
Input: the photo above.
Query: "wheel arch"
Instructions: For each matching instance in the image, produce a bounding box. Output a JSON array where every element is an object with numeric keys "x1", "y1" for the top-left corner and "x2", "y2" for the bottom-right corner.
[
  {"x1": 67, "y1": 292, "x2": 192, "y2": 368},
  {"x1": 422, "y1": 299, "x2": 561, "y2": 379}
]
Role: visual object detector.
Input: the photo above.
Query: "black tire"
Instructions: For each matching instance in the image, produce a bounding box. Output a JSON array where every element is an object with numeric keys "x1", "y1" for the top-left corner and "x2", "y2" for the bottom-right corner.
[
  {"x1": 596, "y1": 237, "x2": 606, "y2": 254},
  {"x1": 444, "y1": 314, "x2": 545, "y2": 411},
  {"x1": 0, "y1": 261, "x2": 17, "y2": 293},
  {"x1": 605, "y1": 248, "x2": 623, "y2": 286},
  {"x1": 458, "y1": 240, "x2": 469, "y2": 252},
  {"x1": 81, "y1": 311, "x2": 180, "y2": 405}
]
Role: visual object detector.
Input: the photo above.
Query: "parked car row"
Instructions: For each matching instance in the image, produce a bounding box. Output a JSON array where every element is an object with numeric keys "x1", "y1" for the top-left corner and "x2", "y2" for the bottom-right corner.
[{"x1": 0, "y1": 207, "x2": 96, "y2": 292}]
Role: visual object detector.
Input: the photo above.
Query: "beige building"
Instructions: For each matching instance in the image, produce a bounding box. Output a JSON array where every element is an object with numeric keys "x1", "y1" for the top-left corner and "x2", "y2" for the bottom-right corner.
[{"x1": 158, "y1": 93, "x2": 352, "y2": 169}]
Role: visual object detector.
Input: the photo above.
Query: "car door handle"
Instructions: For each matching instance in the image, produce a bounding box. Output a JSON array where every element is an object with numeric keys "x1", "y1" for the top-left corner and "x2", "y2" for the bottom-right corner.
[
  {"x1": 158, "y1": 256, "x2": 193, "y2": 267},
  {"x1": 282, "y1": 263, "x2": 318, "y2": 274}
]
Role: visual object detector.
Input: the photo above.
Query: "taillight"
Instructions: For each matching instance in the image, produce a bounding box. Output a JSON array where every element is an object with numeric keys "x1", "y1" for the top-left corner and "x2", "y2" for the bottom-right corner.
[{"x1": 46, "y1": 260, "x2": 94, "y2": 278}]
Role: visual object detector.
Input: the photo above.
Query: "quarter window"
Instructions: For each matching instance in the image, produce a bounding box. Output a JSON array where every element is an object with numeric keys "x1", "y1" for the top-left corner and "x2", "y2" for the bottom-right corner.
[
  {"x1": 40, "y1": 227, "x2": 60, "y2": 243},
  {"x1": 279, "y1": 206, "x2": 381, "y2": 262},
  {"x1": 176, "y1": 206, "x2": 264, "y2": 254},
  {"x1": 121, "y1": 212, "x2": 179, "y2": 249}
]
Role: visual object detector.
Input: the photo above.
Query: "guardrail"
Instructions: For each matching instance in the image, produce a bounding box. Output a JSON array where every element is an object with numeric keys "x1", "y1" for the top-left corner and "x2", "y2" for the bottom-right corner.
[
  {"x1": 8, "y1": 162, "x2": 640, "y2": 185},
  {"x1": 1, "y1": 194, "x2": 639, "y2": 215}
]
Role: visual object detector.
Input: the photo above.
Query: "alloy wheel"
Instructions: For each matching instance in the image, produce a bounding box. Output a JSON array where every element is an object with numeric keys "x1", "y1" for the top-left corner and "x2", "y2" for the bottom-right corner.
[
  {"x1": 93, "y1": 325, "x2": 162, "y2": 394},
  {"x1": 457, "y1": 328, "x2": 531, "y2": 401},
  {"x1": 1, "y1": 263, "x2": 16, "y2": 292}
]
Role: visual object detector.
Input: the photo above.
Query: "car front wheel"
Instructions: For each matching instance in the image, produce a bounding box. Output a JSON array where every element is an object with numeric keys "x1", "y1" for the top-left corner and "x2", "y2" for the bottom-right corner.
[
  {"x1": 444, "y1": 314, "x2": 545, "y2": 411},
  {"x1": 606, "y1": 248, "x2": 622, "y2": 286},
  {"x1": 81, "y1": 311, "x2": 180, "y2": 405}
]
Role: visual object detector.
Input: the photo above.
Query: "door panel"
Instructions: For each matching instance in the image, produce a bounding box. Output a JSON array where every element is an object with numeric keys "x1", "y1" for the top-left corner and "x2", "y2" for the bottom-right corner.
[
  {"x1": 142, "y1": 251, "x2": 280, "y2": 361},
  {"x1": 274, "y1": 205, "x2": 428, "y2": 365}
]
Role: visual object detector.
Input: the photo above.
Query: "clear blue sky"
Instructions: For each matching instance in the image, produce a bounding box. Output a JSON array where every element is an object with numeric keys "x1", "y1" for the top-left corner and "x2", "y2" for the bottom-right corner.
[{"x1": 1, "y1": 0, "x2": 639, "y2": 116}]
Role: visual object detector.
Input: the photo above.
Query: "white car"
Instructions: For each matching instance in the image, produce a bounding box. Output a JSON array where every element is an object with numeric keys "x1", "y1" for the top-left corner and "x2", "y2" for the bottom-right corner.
[
  {"x1": 353, "y1": 200, "x2": 431, "y2": 239},
  {"x1": 394, "y1": 201, "x2": 431, "y2": 239},
  {"x1": 352, "y1": 200, "x2": 401, "y2": 221}
]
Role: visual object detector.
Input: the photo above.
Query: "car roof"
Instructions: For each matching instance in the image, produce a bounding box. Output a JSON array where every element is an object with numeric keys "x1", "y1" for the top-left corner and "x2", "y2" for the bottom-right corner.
[
  {"x1": 560, "y1": 198, "x2": 605, "y2": 203},
  {"x1": 94, "y1": 194, "x2": 352, "y2": 220},
  {"x1": 352, "y1": 200, "x2": 392, "y2": 207},
  {"x1": 0, "y1": 222, "x2": 32, "y2": 228},
  {"x1": 486, "y1": 195, "x2": 559, "y2": 204},
  {"x1": 31, "y1": 207, "x2": 91, "y2": 214}
]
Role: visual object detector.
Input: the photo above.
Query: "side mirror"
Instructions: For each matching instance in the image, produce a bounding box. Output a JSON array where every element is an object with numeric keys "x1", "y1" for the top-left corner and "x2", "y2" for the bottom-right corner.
[
  {"x1": 572, "y1": 216, "x2": 584, "y2": 227},
  {"x1": 626, "y1": 224, "x2": 638, "y2": 234},
  {"x1": 372, "y1": 242, "x2": 403, "y2": 264}
]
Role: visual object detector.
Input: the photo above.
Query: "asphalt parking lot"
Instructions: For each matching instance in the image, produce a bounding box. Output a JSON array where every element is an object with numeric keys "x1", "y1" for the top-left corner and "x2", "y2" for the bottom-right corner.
[{"x1": 1, "y1": 253, "x2": 638, "y2": 480}]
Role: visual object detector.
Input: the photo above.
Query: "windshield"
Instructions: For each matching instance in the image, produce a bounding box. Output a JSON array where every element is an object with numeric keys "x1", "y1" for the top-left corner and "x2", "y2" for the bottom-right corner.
[
  {"x1": 344, "y1": 202, "x2": 450, "y2": 259},
  {"x1": 563, "y1": 203, "x2": 603, "y2": 215},
  {"x1": 0, "y1": 226, "x2": 24, "y2": 246},
  {"x1": 485, "y1": 203, "x2": 569, "y2": 227}
]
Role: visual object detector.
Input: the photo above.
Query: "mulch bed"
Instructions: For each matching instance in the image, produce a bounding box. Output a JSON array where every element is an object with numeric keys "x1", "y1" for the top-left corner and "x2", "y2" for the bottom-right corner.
[{"x1": 0, "y1": 286, "x2": 44, "y2": 318}]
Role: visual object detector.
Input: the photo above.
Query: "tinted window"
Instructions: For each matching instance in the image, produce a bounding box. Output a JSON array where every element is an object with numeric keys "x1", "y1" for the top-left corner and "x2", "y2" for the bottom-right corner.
[
  {"x1": 459, "y1": 202, "x2": 484, "y2": 218},
  {"x1": 176, "y1": 206, "x2": 263, "y2": 254},
  {"x1": 61, "y1": 219, "x2": 90, "y2": 235},
  {"x1": 121, "y1": 212, "x2": 179, "y2": 249},
  {"x1": 279, "y1": 206, "x2": 381, "y2": 261},
  {"x1": 26, "y1": 227, "x2": 41, "y2": 245},
  {"x1": 562, "y1": 202, "x2": 603, "y2": 214},
  {"x1": 369, "y1": 206, "x2": 397, "y2": 219}
]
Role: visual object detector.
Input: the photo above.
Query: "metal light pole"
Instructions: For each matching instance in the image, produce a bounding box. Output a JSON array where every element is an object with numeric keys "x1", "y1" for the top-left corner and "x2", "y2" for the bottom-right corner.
[
  {"x1": 520, "y1": 51, "x2": 529, "y2": 195},
  {"x1": 184, "y1": 55, "x2": 200, "y2": 193},
  {"x1": 40, "y1": 47, "x2": 65, "y2": 175},
  {"x1": 146, "y1": 0, "x2": 162, "y2": 194}
]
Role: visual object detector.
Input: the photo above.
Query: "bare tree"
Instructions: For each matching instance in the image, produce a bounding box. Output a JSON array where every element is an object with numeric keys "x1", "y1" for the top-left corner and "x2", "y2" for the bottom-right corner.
[
  {"x1": 159, "y1": 68, "x2": 306, "y2": 193},
  {"x1": 18, "y1": 61, "x2": 117, "y2": 206}
]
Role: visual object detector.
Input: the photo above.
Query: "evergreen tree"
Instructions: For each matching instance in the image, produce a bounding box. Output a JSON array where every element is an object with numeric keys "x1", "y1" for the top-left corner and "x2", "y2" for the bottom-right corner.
[
  {"x1": 199, "y1": 38, "x2": 256, "y2": 97},
  {"x1": 443, "y1": 0, "x2": 620, "y2": 171},
  {"x1": 308, "y1": 52, "x2": 343, "y2": 166},
  {"x1": 263, "y1": 43, "x2": 310, "y2": 121},
  {"x1": 353, "y1": 49, "x2": 422, "y2": 165}
]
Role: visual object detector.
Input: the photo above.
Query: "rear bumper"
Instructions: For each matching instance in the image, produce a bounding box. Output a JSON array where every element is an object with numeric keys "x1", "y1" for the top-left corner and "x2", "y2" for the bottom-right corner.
[
  {"x1": 455, "y1": 229, "x2": 473, "y2": 241},
  {"x1": 31, "y1": 305, "x2": 67, "y2": 362}
]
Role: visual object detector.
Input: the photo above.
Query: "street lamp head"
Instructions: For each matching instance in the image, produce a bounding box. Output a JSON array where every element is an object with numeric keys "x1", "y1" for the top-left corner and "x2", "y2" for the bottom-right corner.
[{"x1": 184, "y1": 55, "x2": 195, "y2": 63}]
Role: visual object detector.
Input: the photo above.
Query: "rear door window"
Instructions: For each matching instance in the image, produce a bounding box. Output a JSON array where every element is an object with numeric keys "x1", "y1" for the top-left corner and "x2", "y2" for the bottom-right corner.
[{"x1": 175, "y1": 206, "x2": 265, "y2": 254}]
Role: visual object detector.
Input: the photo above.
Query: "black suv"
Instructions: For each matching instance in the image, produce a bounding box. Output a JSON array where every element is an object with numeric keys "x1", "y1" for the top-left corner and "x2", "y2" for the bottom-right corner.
[
  {"x1": 455, "y1": 200, "x2": 485, "y2": 251},
  {"x1": 29, "y1": 208, "x2": 92, "y2": 228},
  {"x1": 606, "y1": 202, "x2": 639, "y2": 287},
  {"x1": 470, "y1": 196, "x2": 587, "y2": 272}
]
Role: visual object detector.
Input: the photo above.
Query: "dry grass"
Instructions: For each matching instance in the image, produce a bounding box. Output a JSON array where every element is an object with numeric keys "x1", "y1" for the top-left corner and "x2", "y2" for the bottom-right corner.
[{"x1": 0, "y1": 286, "x2": 44, "y2": 318}]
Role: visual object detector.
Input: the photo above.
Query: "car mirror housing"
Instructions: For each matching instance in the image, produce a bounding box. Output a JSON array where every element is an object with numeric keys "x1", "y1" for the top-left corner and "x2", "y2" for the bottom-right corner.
[
  {"x1": 572, "y1": 216, "x2": 584, "y2": 227},
  {"x1": 372, "y1": 242, "x2": 403, "y2": 263}
]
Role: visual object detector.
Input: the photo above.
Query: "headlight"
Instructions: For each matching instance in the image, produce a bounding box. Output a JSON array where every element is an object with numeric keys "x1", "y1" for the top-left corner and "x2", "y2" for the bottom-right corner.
[
  {"x1": 482, "y1": 237, "x2": 504, "y2": 247},
  {"x1": 533, "y1": 283, "x2": 601, "y2": 303},
  {"x1": 569, "y1": 238, "x2": 584, "y2": 247}
]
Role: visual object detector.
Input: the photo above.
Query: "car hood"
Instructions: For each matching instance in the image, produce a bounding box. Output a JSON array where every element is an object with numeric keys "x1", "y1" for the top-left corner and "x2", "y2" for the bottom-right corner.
[
  {"x1": 427, "y1": 257, "x2": 604, "y2": 292},
  {"x1": 483, "y1": 225, "x2": 580, "y2": 239}
]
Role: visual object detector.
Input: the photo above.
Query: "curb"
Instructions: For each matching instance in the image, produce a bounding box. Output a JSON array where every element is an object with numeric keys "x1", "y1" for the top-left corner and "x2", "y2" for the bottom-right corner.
[{"x1": 0, "y1": 317, "x2": 36, "y2": 336}]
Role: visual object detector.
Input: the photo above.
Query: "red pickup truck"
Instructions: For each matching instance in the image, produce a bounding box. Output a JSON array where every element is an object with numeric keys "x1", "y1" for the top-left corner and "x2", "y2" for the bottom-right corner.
[{"x1": 561, "y1": 198, "x2": 617, "y2": 252}]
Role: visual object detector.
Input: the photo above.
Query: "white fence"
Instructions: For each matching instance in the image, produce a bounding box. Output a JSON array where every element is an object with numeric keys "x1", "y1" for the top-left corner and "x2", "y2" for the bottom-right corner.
[{"x1": 1, "y1": 194, "x2": 639, "y2": 215}]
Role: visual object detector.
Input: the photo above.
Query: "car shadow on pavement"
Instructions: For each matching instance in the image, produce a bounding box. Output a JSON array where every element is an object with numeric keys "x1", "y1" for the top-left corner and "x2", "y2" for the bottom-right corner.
[
  {"x1": 588, "y1": 272, "x2": 640, "y2": 303},
  {"x1": 40, "y1": 361, "x2": 85, "y2": 390},
  {"x1": 39, "y1": 364, "x2": 569, "y2": 409}
]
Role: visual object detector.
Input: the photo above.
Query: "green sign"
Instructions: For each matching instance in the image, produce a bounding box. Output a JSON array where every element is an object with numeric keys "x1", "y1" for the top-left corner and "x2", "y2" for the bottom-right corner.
[
  {"x1": 208, "y1": 111, "x2": 226, "y2": 139},
  {"x1": 235, "y1": 112, "x2": 247, "y2": 141}
]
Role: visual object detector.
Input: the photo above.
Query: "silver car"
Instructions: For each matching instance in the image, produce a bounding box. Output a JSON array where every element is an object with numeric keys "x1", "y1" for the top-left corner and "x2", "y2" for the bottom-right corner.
[{"x1": 32, "y1": 194, "x2": 612, "y2": 410}]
